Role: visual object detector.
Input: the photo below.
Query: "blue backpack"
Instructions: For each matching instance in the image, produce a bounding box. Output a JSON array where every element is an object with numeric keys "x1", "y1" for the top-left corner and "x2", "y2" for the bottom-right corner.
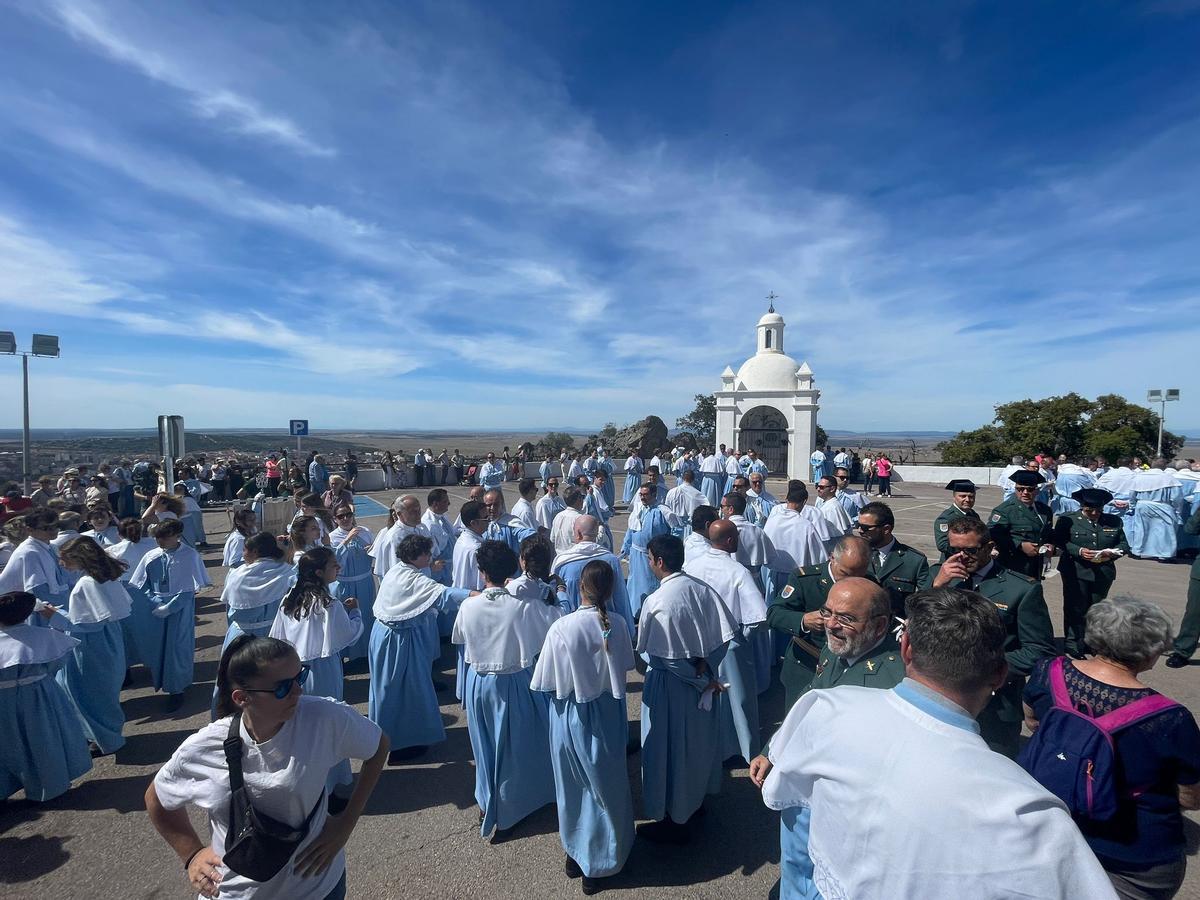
[{"x1": 1018, "y1": 657, "x2": 1178, "y2": 821}]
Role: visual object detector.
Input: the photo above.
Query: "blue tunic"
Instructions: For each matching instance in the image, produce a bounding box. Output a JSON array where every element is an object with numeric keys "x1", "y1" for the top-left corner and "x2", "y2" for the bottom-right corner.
[
  {"x1": 621, "y1": 459, "x2": 643, "y2": 504},
  {"x1": 599, "y1": 460, "x2": 616, "y2": 508},
  {"x1": 369, "y1": 589, "x2": 468, "y2": 751},
  {"x1": 140, "y1": 554, "x2": 197, "y2": 695},
  {"x1": 555, "y1": 555, "x2": 635, "y2": 638},
  {"x1": 181, "y1": 511, "x2": 206, "y2": 547},
  {"x1": 332, "y1": 534, "x2": 378, "y2": 663},
  {"x1": 700, "y1": 471, "x2": 724, "y2": 508},
  {"x1": 640, "y1": 646, "x2": 728, "y2": 823},
  {"x1": 119, "y1": 580, "x2": 154, "y2": 667},
  {"x1": 53, "y1": 616, "x2": 127, "y2": 754},
  {"x1": 0, "y1": 655, "x2": 92, "y2": 801},
  {"x1": 548, "y1": 693, "x2": 634, "y2": 877},
  {"x1": 464, "y1": 666, "x2": 556, "y2": 836},
  {"x1": 621, "y1": 508, "x2": 672, "y2": 621},
  {"x1": 719, "y1": 624, "x2": 762, "y2": 762},
  {"x1": 1126, "y1": 487, "x2": 1182, "y2": 559}
]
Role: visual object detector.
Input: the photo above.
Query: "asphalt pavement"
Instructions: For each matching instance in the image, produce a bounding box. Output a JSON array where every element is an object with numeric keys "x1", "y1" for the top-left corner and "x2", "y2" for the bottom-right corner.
[{"x1": 2, "y1": 477, "x2": 1198, "y2": 899}]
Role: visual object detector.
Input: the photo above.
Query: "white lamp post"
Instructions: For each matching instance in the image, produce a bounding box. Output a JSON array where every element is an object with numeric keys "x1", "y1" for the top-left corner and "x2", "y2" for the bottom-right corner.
[
  {"x1": 1146, "y1": 388, "x2": 1180, "y2": 458},
  {"x1": 1, "y1": 332, "x2": 61, "y2": 494}
]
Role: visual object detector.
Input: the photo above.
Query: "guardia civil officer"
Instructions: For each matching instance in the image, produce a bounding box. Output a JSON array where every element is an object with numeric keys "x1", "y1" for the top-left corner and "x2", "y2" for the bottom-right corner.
[
  {"x1": 1052, "y1": 488, "x2": 1130, "y2": 658},
  {"x1": 765, "y1": 535, "x2": 874, "y2": 711},
  {"x1": 856, "y1": 502, "x2": 929, "y2": 619},
  {"x1": 926, "y1": 516, "x2": 1054, "y2": 757},
  {"x1": 988, "y1": 469, "x2": 1055, "y2": 580},
  {"x1": 934, "y1": 479, "x2": 980, "y2": 561}
]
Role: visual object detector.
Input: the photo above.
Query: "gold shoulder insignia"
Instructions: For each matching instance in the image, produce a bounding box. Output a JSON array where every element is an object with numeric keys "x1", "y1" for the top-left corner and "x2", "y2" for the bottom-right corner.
[{"x1": 865, "y1": 659, "x2": 876, "y2": 672}]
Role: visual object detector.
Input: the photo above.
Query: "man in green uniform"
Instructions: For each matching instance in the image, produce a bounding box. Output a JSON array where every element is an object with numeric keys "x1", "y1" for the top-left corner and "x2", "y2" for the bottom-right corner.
[
  {"x1": 926, "y1": 516, "x2": 1054, "y2": 757},
  {"x1": 856, "y1": 501, "x2": 929, "y2": 618},
  {"x1": 1167, "y1": 505, "x2": 1200, "y2": 668},
  {"x1": 801, "y1": 577, "x2": 904, "y2": 696},
  {"x1": 934, "y1": 479, "x2": 980, "y2": 561},
  {"x1": 988, "y1": 469, "x2": 1055, "y2": 580},
  {"x1": 1053, "y1": 487, "x2": 1130, "y2": 658},
  {"x1": 765, "y1": 535, "x2": 873, "y2": 710}
]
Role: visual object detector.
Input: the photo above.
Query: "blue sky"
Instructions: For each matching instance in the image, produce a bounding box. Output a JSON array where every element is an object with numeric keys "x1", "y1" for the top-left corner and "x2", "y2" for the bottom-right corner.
[{"x1": 0, "y1": 1, "x2": 1198, "y2": 435}]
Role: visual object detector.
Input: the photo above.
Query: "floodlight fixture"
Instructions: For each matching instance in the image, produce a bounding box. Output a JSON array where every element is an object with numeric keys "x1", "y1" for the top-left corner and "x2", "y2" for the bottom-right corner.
[
  {"x1": 31, "y1": 333, "x2": 60, "y2": 357},
  {"x1": 0, "y1": 331, "x2": 15, "y2": 355}
]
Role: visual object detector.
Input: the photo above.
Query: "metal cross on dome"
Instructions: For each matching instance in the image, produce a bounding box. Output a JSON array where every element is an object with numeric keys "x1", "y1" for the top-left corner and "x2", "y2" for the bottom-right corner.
[{"x1": 766, "y1": 291, "x2": 778, "y2": 313}]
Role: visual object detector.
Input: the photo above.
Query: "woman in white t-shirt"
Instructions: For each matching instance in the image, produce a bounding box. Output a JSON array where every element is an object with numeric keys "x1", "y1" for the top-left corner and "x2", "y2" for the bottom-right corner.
[{"x1": 146, "y1": 634, "x2": 387, "y2": 900}]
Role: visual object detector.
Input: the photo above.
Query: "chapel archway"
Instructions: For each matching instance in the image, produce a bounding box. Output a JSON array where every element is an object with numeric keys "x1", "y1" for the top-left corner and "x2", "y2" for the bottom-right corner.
[{"x1": 739, "y1": 405, "x2": 789, "y2": 475}]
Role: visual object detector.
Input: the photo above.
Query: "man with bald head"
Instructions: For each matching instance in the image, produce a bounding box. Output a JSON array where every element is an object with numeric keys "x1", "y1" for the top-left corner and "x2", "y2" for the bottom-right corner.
[
  {"x1": 683, "y1": 519, "x2": 768, "y2": 763},
  {"x1": 801, "y1": 577, "x2": 903, "y2": 695},
  {"x1": 550, "y1": 514, "x2": 634, "y2": 637},
  {"x1": 482, "y1": 488, "x2": 538, "y2": 560},
  {"x1": 371, "y1": 494, "x2": 430, "y2": 577},
  {"x1": 767, "y1": 535, "x2": 879, "y2": 710}
]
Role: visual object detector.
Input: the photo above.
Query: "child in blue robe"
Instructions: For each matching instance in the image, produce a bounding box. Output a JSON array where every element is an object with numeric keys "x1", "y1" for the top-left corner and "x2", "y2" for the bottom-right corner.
[
  {"x1": 532, "y1": 560, "x2": 635, "y2": 891},
  {"x1": 269, "y1": 546, "x2": 361, "y2": 803},
  {"x1": 0, "y1": 591, "x2": 92, "y2": 801},
  {"x1": 106, "y1": 518, "x2": 160, "y2": 672},
  {"x1": 49, "y1": 537, "x2": 133, "y2": 755},
  {"x1": 173, "y1": 483, "x2": 207, "y2": 548},
  {"x1": 453, "y1": 540, "x2": 560, "y2": 840},
  {"x1": 0, "y1": 510, "x2": 70, "y2": 627},
  {"x1": 370, "y1": 533, "x2": 470, "y2": 762},
  {"x1": 328, "y1": 506, "x2": 377, "y2": 662},
  {"x1": 128, "y1": 519, "x2": 211, "y2": 711}
]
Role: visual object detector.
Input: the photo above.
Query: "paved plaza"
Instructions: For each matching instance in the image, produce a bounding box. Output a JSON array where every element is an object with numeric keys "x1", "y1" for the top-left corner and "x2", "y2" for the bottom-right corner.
[{"x1": 2, "y1": 478, "x2": 1198, "y2": 899}]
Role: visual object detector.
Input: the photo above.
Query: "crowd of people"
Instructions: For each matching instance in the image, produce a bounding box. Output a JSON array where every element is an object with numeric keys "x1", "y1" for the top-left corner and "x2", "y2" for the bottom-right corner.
[{"x1": 2, "y1": 445, "x2": 1199, "y2": 899}]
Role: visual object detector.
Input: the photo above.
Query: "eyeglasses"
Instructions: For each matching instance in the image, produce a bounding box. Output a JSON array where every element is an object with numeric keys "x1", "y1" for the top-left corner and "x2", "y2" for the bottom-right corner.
[
  {"x1": 819, "y1": 607, "x2": 884, "y2": 629},
  {"x1": 334, "y1": 512, "x2": 354, "y2": 520},
  {"x1": 835, "y1": 475, "x2": 849, "y2": 480},
  {"x1": 1014, "y1": 486, "x2": 1038, "y2": 493},
  {"x1": 854, "y1": 522, "x2": 882, "y2": 531},
  {"x1": 950, "y1": 545, "x2": 985, "y2": 553},
  {"x1": 547, "y1": 482, "x2": 559, "y2": 488},
  {"x1": 241, "y1": 665, "x2": 310, "y2": 700}
]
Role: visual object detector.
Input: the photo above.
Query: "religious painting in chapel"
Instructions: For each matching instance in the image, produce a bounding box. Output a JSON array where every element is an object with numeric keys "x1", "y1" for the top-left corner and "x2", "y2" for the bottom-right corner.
[{"x1": 739, "y1": 406, "x2": 789, "y2": 475}]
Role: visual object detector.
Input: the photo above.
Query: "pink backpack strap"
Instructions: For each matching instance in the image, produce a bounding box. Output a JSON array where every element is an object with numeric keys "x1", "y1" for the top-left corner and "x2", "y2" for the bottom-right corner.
[
  {"x1": 1048, "y1": 656, "x2": 1072, "y2": 709},
  {"x1": 1095, "y1": 693, "x2": 1180, "y2": 732}
]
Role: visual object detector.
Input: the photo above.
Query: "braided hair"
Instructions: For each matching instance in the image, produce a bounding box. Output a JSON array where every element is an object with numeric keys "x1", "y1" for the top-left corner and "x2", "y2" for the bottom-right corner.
[{"x1": 580, "y1": 559, "x2": 615, "y2": 652}]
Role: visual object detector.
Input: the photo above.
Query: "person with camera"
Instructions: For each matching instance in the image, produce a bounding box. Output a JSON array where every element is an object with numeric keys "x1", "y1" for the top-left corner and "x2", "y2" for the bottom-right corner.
[{"x1": 146, "y1": 634, "x2": 387, "y2": 899}]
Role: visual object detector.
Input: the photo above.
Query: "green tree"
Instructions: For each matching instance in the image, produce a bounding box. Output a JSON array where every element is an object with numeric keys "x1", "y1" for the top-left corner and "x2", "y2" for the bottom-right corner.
[
  {"x1": 1086, "y1": 394, "x2": 1184, "y2": 460},
  {"x1": 676, "y1": 394, "x2": 716, "y2": 445},
  {"x1": 991, "y1": 393, "x2": 1095, "y2": 458},
  {"x1": 815, "y1": 424, "x2": 829, "y2": 449},
  {"x1": 539, "y1": 432, "x2": 576, "y2": 454},
  {"x1": 937, "y1": 425, "x2": 1007, "y2": 466}
]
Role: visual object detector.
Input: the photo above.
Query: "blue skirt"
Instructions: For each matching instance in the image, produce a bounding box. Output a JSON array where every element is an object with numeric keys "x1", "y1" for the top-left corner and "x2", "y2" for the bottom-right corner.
[
  {"x1": 120, "y1": 582, "x2": 155, "y2": 668},
  {"x1": 624, "y1": 550, "x2": 660, "y2": 621},
  {"x1": 306, "y1": 653, "x2": 352, "y2": 792},
  {"x1": 464, "y1": 666, "x2": 555, "y2": 835},
  {"x1": 548, "y1": 693, "x2": 634, "y2": 877},
  {"x1": 369, "y1": 614, "x2": 445, "y2": 750},
  {"x1": 145, "y1": 592, "x2": 196, "y2": 695},
  {"x1": 718, "y1": 629, "x2": 761, "y2": 763},
  {"x1": 701, "y1": 473, "x2": 723, "y2": 508},
  {"x1": 58, "y1": 621, "x2": 127, "y2": 754},
  {"x1": 622, "y1": 473, "x2": 641, "y2": 504},
  {"x1": 1, "y1": 663, "x2": 92, "y2": 801},
  {"x1": 640, "y1": 667, "x2": 722, "y2": 823}
]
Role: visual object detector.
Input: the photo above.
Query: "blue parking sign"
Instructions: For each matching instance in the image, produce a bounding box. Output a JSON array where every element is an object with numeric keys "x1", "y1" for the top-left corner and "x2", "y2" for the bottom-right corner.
[{"x1": 289, "y1": 419, "x2": 309, "y2": 436}]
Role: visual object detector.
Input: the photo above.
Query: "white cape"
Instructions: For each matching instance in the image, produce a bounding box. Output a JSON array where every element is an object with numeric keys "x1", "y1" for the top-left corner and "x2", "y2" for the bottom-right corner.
[
  {"x1": 763, "y1": 508, "x2": 829, "y2": 572},
  {"x1": 0, "y1": 538, "x2": 67, "y2": 596},
  {"x1": 221, "y1": 559, "x2": 296, "y2": 611},
  {"x1": 0, "y1": 623, "x2": 79, "y2": 667},
  {"x1": 269, "y1": 599, "x2": 361, "y2": 662},
  {"x1": 683, "y1": 547, "x2": 767, "y2": 627},
  {"x1": 375, "y1": 562, "x2": 446, "y2": 623},
  {"x1": 66, "y1": 576, "x2": 132, "y2": 624},
  {"x1": 531, "y1": 607, "x2": 635, "y2": 703},
  {"x1": 635, "y1": 572, "x2": 737, "y2": 660},
  {"x1": 551, "y1": 541, "x2": 610, "y2": 574},
  {"x1": 129, "y1": 545, "x2": 211, "y2": 593},
  {"x1": 106, "y1": 538, "x2": 159, "y2": 583},
  {"x1": 452, "y1": 586, "x2": 562, "y2": 674}
]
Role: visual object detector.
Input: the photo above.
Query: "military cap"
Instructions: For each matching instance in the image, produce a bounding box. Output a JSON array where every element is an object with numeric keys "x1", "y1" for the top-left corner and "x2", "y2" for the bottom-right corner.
[
  {"x1": 945, "y1": 479, "x2": 977, "y2": 492},
  {"x1": 1010, "y1": 470, "x2": 1046, "y2": 487},
  {"x1": 1072, "y1": 487, "x2": 1113, "y2": 508}
]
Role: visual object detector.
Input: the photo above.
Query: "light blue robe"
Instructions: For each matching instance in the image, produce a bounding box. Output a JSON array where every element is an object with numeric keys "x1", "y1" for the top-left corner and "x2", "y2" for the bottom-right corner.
[
  {"x1": 554, "y1": 554, "x2": 635, "y2": 637},
  {"x1": 137, "y1": 553, "x2": 199, "y2": 695},
  {"x1": 622, "y1": 458, "x2": 643, "y2": 504},
  {"x1": 50, "y1": 613, "x2": 127, "y2": 754},
  {"x1": 120, "y1": 579, "x2": 154, "y2": 667},
  {"x1": 465, "y1": 666, "x2": 556, "y2": 836},
  {"x1": 640, "y1": 645, "x2": 728, "y2": 823},
  {"x1": 332, "y1": 532, "x2": 378, "y2": 662},
  {"x1": 620, "y1": 507, "x2": 672, "y2": 620},
  {"x1": 1178, "y1": 481, "x2": 1200, "y2": 553},
  {"x1": 701, "y1": 471, "x2": 724, "y2": 507},
  {"x1": 484, "y1": 519, "x2": 538, "y2": 561},
  {"x1": 1126, "y1": 487, "x2": 1182, "y2": 559},
  {"x1": 369, "y1": 589, "x2": 468, "y2": 751},
  {"x1": 548, "y1": 693, "x2": 634, "y2": 877},
  {"x1": 810, "y1": 454, "x2": 831, "y2": 483},
  {"x1": 599, "y1": 459, "x2": 616, "y2": 508},
  {"x1": 1049, "y1": 468, "x2": 1096, "y2": 517},
  {"x1": 0, "y1": 647, "x2": 93, "y2": 801}
]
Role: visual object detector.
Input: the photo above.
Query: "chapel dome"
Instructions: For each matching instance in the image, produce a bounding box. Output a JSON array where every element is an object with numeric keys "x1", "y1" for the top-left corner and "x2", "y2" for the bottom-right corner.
[
  {"x1": 735, "y1": 352, "x2": 801, "y2": 392},
  {"x1": 757, "y1": 311, "x2": 785, "y2": 328}
]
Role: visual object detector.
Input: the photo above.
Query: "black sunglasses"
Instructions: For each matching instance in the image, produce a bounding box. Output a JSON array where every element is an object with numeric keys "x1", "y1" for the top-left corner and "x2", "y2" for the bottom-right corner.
[
  {"x1": 241, "y1": 665, "x2": 310, "y2": 700},
  {"x1": 854, "y1": 522, "x2": 882, "y2": 531}
]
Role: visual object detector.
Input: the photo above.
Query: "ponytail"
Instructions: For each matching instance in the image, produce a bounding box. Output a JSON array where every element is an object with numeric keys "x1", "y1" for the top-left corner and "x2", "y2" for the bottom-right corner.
[
  {"x1": 215, "y1": 634, "x2": 295, "y2": 717},
  {"x1": 579, "y1": 559, "x2": 615, "y2": 653}
]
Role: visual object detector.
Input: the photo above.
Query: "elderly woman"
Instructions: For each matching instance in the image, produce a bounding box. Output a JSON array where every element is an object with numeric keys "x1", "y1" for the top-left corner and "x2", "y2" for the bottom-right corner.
[
  {"x1": 322, "y1": 476, "x2": 354, "y2": 514},
  {"x1": 1024, "y1": 596, "x2": 1200, "y2": 900}
]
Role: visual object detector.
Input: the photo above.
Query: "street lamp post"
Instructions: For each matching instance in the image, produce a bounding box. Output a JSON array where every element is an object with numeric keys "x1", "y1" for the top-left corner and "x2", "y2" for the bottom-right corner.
[
  {"x1": 1, "y1": 332, "x2": 61, "y2": 494},
  {"x1": 1146, "y1": 388, "x2": 1181, "y2": 458}
]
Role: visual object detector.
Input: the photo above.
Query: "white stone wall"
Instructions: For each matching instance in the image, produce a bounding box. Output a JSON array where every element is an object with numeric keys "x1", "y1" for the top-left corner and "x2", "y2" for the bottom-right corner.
[{"x1": 889, "y1": 464, "x2": 1006, "y2": 485}]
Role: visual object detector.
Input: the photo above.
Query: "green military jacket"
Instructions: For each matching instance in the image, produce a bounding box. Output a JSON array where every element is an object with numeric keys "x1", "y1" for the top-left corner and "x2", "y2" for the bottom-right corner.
[
  {"x1": 1052, "y1": 511, "x2": 1130, "y2": 588},
  {"x1": 988, "y1": 496, "x2": 1054, "y2": 579},
  {"x1": 802, "y1": 633, "x2": 905, "y2": 698},
  {"x1": 767, "y1": 563, "x2": 835, "y2": 696},
  {"x1": 925, "y1": 561, "x2": 1055, "y2": 722},
  {"x1": 869, "y1": 541, "x2": 930, "y2": 618},
  {"x1": 934, "y1": 505, "x2": 981, "y2": 561}
]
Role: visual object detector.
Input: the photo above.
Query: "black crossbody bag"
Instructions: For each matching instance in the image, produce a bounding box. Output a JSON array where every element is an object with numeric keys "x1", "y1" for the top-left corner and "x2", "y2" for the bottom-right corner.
[{"x1": 221, "y1": 713, "x2": 322, "y2": 882}]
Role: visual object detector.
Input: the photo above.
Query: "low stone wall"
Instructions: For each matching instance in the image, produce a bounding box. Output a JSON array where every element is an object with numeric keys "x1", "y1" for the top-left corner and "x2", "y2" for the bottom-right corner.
[{"x1": 890, "y1": 465, "x2": 1003, "y2": 486}]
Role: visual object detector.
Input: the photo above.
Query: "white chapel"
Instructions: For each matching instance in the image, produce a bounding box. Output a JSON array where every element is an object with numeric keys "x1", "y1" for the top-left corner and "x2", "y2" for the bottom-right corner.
[{"x1": 714, "y1": 305, "x2": 820, "y2": 477}]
